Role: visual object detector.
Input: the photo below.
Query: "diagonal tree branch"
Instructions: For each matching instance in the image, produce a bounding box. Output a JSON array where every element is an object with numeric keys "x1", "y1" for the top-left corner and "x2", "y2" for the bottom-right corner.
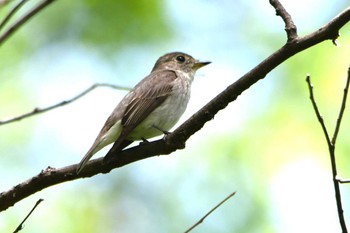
[
  {"x1": 0, "y1": 83, "x2": 130, "y2": 125},
  {"x1": 184, "y1": 191, "x2": 236, "y2": 233},
  {"x1": 0, "y1": 0, "x2": 28, "y2": 32},
  {"x1": 0, "y1": 0, "x2": 57, "y2": 46},
  {"x1": 13, "y1": 199, "x2": 43, "y2": 233},
  {"x1": 1, "y1": 3, "x2": 350, "y2": 212}
]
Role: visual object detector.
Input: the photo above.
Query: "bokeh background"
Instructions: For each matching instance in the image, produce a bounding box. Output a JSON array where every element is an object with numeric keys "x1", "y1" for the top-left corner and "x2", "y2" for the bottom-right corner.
[{"x1": 1, "y1": 0, "x2": 350, "y2": 232}]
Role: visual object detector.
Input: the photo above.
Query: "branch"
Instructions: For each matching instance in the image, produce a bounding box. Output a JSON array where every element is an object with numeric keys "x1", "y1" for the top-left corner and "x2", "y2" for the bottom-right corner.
[
  {"x1": 0, "y1": 0, "x2": 57, "y2": 46},
  {"x1": 305, "y1": 75, "x2": 332, "y2": 145},
  {"x1": 0, "y1": 0, "x2": 28, "y2": 32},
  {"x1": 13, "y1": 199, "x2": 43, "y2": 233},
  {"x1": 332, "y1": 67, "x2": 350, "y2": 145},
  {"x1": 183, "y1": 191, "x2": 236, "y2": 233},
  {"x1": 306, "y1": 71, "x2": 349, "y2": 232},
  {"x1": 337, "y1": 176, "x2": 350, "y2": 184},
  {"x1": 1, "y1": 3, "x2": 350, "y2": 212},
  {"x1": 0, "y1": 83, "x2": 130, "y2": 125},
  {"x1": 269, "y1": 0, "x2": 298, "y2": 42}
]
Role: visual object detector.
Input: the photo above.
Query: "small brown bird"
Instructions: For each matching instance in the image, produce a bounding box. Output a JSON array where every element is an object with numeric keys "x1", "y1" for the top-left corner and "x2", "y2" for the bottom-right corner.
[{"x1": 76, "y1": 52, "x2": 210, "y2": 173}]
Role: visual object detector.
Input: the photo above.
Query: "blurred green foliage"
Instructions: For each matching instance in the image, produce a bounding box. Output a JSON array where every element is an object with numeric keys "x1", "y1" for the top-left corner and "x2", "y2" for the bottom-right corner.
[
  {"x1": 0, "y1": 0, "x2": 350, "y2": 233},
  {"x1": 0, "y1": 0, "x2": 171, "y2": 50},
  {"x1": 37, "y1": 0, "x2": 170, "y2": 50}
]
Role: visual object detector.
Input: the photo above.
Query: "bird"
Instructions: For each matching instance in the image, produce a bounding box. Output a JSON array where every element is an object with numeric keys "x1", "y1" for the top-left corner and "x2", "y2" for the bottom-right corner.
[{"x1": 76, "y1": 52, "x2": 210, "y2": 174}]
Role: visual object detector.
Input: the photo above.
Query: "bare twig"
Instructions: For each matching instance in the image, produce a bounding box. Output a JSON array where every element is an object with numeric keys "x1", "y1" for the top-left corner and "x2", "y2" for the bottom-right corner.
[
  {"x1": 0, "y1": 0, "x2": 57, "y2": 46},
  {"x1": 184, "y1": 191, "x2": 236, "y2": 233},
  {"x1": 0, "y1": 0, "x2": 28, "y2": 32},
  {"x1": 337, "y1": 176, "x2": 350, "y2": 184},
  {"x1": 0, "y1": 83, "x2": 130, "y2": 125},
  {"x1": 306, "y1": 74, "x2": 348, "y2": 232},
  {"x1": 13, "y1": 199, "x2": 43, "y2": 233},
  {"x1": 306, "y1": 75, "x2": 332, "y2": 145},
  {"x1": 332, "y1": 67, "x2": 350, "y2": 145},
  {"x1": 269, "y1": 0, "x2": 298, "y2": 42}
]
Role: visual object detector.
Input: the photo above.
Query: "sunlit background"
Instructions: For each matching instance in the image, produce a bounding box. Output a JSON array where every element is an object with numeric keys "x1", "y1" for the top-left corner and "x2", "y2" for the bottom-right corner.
[{"x1": 1, "y1": 0, "x2": 350, "y2": 232}]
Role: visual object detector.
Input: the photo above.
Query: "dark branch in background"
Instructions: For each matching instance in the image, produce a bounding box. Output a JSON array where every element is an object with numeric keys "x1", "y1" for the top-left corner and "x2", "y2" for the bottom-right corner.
[
  {"x1": 0, "y1": 0, "x2": 28, "y2": 32},
  {"x1": 0, "y1": 0, "x2": 57, "y2": 46},
  {"x1": 0, "y1": 83, "x2": 130, "y2": 125},
  {"x1": 0, "y1": 0, "x2": 350, "y2": 214},
  {"x1": 183, "y1": 191, "x2": 236, "y2": 233},
  {"x1": 13, "y1": 199, "x2": 43, "y2": 233},
  {"x1": 306, "y1": 69, "x2": 350, "y2": 232}
]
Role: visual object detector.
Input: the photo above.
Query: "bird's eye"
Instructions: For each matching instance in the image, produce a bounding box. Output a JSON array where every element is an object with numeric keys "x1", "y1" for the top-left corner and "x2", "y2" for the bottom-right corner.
[{"x1": 176, "y1": 55, "x2": 185, "y2": 63}]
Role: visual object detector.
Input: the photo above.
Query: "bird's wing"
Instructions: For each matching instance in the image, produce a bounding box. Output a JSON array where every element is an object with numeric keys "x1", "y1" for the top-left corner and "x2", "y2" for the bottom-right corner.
[
  {"x1": 103, "y1": 70, "x2": 178, "y2": 161},
  {"x1": 78, "y1": 70, "x2": 179, "y2": 173},
  {"x1": 123, "y1": 70, "x2": 177, "y2": 125}
]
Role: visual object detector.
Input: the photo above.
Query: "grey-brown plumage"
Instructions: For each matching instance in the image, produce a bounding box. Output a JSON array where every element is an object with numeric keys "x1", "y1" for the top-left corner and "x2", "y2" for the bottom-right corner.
[{"x1": 76, "y1": 52, "x2": 210, "y2": 174}]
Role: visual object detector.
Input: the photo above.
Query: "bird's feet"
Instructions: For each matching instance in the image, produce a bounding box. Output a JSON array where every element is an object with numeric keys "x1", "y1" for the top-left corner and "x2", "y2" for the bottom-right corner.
[
  {"x1": 139, "y1": 137, "x2": 149, "y2": 146},
  {"x1": 152, "y1": 124, "x2": 171, "y2": 136}
]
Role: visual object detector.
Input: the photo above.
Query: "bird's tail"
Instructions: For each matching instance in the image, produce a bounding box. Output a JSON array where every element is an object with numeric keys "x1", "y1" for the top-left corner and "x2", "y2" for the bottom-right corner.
[{"x1": 76, "y1": 146, "x2": 98, "y2": 174}]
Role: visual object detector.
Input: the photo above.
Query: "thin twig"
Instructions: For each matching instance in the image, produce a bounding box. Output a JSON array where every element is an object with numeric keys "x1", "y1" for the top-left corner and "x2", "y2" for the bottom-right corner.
[
  {"x1": 0, "y1": 0, "x2": 57, "y2": 46},
  {"x1": 13, "y1": 199, "x2": 43, "y2": 233},
  {"x1": 306, "y1": 75, "x2": 332, "y2": 145},
  {"x1": 336, "y1": 176, "x2": 350, "y2": 184},
  {"x1": 0, "y1": 83, "x2": 130, "y2": 125},
  {"x1": 0, "y1": 0, "x2": 28, "y2": 32},
  {"x1": 339, "y1": 180, "x2": 350, "y2": 184},
  {"x1": 332, "y1": 67, "x2": 350, "y2": 145},
  {"x1": 306, "y1": 74, "x2": 348, "y2": 232},
  {"x1": 269, "y1": 0, "x2": 298, "y2": 42},
  {"x1": 183, "y1": 191, "x2": 236, "y2": 233}
]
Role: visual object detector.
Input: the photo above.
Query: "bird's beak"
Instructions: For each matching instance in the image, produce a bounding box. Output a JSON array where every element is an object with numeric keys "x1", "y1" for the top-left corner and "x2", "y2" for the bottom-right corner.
[{"x1": 193, "y1": 60, "x2": 211, "y2": 70}]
